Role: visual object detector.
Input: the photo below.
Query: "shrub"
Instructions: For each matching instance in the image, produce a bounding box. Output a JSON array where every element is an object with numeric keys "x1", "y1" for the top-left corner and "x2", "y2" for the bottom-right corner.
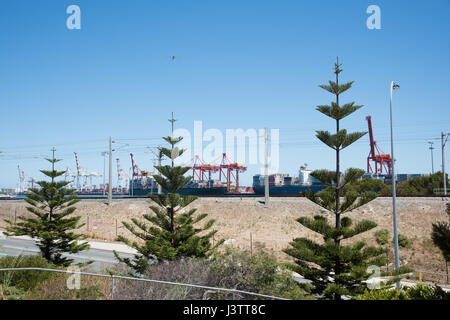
[
  {"x1": 354, "y1": 288, "x2": 409, "y2": 300},
  {"x1": 0, "y1": 284, "x2": 26, "y2": 300},
  {"x1": 375, "y1": 229, "x2": 390, "y2": 246},
  {"x1": 113, "y1": 250, "x2": 312, "y2": 300},
  {"x1": 396, "y1": 234, "x2": 412, "y2": 249},
  {"x1": 405, "y1": 284, "x2": 450, "y2": 300},
  {"x1": 24, "y1": 273, "x2": 106, "y2": 300},
  {"x1": 0, "y1": 255, "x2": 56, "y2": 291},
  {"x1": 355, "y1": 284, "x2": 450, "y2": 300},
  {"x1": 209, "y1": 249, "x2": 312, "y2": 300}
]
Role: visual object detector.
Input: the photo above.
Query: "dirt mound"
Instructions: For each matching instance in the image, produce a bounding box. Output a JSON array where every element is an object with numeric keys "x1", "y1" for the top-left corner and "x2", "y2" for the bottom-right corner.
[{"x1": 0, "y1": 197, "x2": 448, "y2": 282}]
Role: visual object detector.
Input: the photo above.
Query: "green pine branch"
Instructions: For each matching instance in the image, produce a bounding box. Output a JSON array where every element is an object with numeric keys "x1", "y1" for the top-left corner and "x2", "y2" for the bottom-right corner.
[
  {"x1": 4, "y1": 151, "x2": 90, "y2": 267},
  {"x1": 115, "y1": 114, "x2": 223, "y2": 275}
]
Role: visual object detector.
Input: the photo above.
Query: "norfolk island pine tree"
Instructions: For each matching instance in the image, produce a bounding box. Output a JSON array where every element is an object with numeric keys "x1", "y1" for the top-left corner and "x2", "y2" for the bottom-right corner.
[
  {"x1": 431, "y1": 203, "x2": 450, "y2": 284},
  {"x1": 4, "y1": 149, "x2": 90, "y2": 267},
  {"x1": 283, "y1": 58, "x2": 394, "y2": 300},
  {"x1": 114, "y1": 114, "x2": 223, "y2": 275}
]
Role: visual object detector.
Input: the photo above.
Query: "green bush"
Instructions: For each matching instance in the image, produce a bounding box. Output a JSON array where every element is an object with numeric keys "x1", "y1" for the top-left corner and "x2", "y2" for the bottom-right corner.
[
  {"x1": 352, "y1": 178, "x2": 391, "y2": 196},
  {"x1": 396, "y1": 234, "x2": 412, "y2": 249},
  {"x1": 355, "y1": 284, "x2": 450, "y2": 300},
  {"x1": 396, "y1": 172, "x2": 447, "y2": 196},
  {"x1": 114, "y1": 249, "x2": 313, "y2": 300},
  {"x1": 24, "y1": 273, "x2": 106, "y2": 300},
  {"x1": 375, "y1": 229, "x2": 390, "y2": 246},
  {"x1": 405, "y1": 284, "x2": 450, "y2": 300},
  {"x1": 0, "y1": 284, "x2": 26, "y2": 300},
  {"x1": 354, "y1": 288, "x2": 409, "y2": 300},
  {"x1": 209, "y1": 249, "x2": 313, "y2": 300},
  {"x1": 0, "y1": 255, "x2": 57, "y2": 291}
]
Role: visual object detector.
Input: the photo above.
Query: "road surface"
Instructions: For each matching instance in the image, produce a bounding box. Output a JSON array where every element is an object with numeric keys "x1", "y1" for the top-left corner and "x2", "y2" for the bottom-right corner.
[{"x1": 0, "y1": 232, "x2": 135, "y2": 271}]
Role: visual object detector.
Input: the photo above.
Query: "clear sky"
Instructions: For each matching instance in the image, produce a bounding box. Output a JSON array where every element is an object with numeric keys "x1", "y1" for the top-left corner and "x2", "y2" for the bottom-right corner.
[{"x1": 0, "y1": 0, "x2": 449, "y2": 189}]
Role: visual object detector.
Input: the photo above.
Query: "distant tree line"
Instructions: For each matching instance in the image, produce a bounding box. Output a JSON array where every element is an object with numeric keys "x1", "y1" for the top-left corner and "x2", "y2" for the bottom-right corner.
[{"x1": 350, "y1": 172, "x2": 449, "y2": 196}]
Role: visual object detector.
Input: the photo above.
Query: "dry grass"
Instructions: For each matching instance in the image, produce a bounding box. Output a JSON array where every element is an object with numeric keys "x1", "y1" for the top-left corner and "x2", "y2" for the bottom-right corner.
[{"x1": 0, "y1": 197, "x2": 448, "y2": 279}]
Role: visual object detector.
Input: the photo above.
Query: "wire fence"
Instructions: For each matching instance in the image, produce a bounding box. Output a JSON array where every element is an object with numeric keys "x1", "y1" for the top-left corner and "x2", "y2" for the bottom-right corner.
[
  {"x1": 400, "y1": 270, "x2": 450, "y2": 288},
  {"x1": 379, "y1": 265, "x2": 450, "y2": 288},
  {"x1": 0, "y1": 267, "x2": 289, "y2": 300}
]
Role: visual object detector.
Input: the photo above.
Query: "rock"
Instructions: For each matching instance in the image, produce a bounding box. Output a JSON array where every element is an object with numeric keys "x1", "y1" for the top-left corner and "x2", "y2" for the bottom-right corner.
[{"x1": 224, "y1": 238, "x2": 235, "y2": 245}]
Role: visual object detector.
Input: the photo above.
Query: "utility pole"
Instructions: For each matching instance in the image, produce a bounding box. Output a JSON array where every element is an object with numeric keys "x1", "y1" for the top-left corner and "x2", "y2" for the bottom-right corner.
[
  {"x1": 108, "y1": 136, "x2": 113, "y2": 205},
  {"x1": 101, "y1": 151, "x2": 108, "y2": 196},
  {"x1": 264, "y1": 128, "x2": 269, "y2": 207},
  {"x1": 428, "y1": 142, "x2": 435, "y2": 174},
  {"x1": 157, "y1": 146, "x2": 162, "y2": 195},
  {"x1": 168, "y1": 112, "x2": 177, "y2": 167},
  {"x1": 442, "y1": 132, "x2": 449, "y2": 196}
]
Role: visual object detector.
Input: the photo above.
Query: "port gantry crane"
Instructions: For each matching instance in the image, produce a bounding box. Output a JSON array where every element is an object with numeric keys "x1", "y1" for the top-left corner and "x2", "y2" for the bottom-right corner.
[
  {"x1": 116, "y1": 158, "x2": 129, "y2": 189},
  {"x1": 191, "y1": 153, "x2": 247, "y2": 193},
  {"x1": 218, "y1": 153, "x2": 247, "y2": 192},
  {"x1": 73, "y1": 152, "x2": 101, "y2": 191},
  {"x1": 366, "y1": 116, "x2": 393, "y2": 175},
  {"x1": 17, "y1": 165, "x2": 25, "y2": 193},
  {"x1": 130, "y1": 153, "x2": 151, "y2": 182},
  {"x1": 74, "y1": 152, "x2": 81, "y2": 190},
  {"x1": 192, "y1": 155, "x2": 219, "y2": 181}
]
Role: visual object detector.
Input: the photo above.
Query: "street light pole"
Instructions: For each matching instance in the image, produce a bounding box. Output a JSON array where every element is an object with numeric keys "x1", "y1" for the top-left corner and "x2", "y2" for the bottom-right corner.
[
  {"x1": 389, "y1": 81, "x2": 400, "y2": 290},
  {"x1": 264, "y1": 128, "x2": 269, "y2": 207},
  {"x1": 442, "y1": 132, "x2": 449, "y2": 196},
  {"x1": 108, "y1": 136, "x2": 113, "y2": 205}
]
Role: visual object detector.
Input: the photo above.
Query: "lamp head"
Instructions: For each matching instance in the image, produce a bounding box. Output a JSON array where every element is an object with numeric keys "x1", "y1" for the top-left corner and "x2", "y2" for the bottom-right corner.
[{"x1": 392, "y1": 83, "x2": 400, "y2": 90}]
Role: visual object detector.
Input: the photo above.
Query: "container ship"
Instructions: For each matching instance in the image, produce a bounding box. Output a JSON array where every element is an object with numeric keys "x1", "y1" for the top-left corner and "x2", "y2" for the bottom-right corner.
[
  {"x1": 252, "y1": 165, "x2": 327, "y2": 196},
  {"x1": 129, "y1": 153, "x2": 254, "y2": 196},
  {"x1": 129, "y1": 176, "x2": 228, "y2": 196}
]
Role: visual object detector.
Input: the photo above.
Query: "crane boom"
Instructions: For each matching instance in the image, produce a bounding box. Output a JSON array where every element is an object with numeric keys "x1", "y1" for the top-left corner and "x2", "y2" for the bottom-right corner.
[
  {"x1": 366, "y1": 116, "x2": 376, "y2": 158},
  {"x1": 366, "y1": 115, "x2": 393, "y2": 175}
]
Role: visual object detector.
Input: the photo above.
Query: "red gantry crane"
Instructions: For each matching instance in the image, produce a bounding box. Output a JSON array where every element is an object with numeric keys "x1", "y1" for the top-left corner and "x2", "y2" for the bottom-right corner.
[
  {"x1": 192, "y1": 155, "x2": 219, "y2": 181},
  {"x1": 191, "y1": 153, "x2": 247, "y2": 193},
  {"x1": 218, "y1": 153, "x2": 247, "y2": 192},
  {"x1": 130, "y1": 153, "x2": 150, "y2": 180},
  {"x1": 366, "y1": 116, "x2": 393, "y2": 175}
]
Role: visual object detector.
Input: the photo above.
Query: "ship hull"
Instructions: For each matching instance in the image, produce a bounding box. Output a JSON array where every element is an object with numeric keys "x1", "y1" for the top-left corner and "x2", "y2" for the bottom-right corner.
[
  {"x1": 252, "y1": 185, "x2": 327, "y2": 196},
  {"x1": 130, "y1": 186, "x2": 228, "y2": 196}
]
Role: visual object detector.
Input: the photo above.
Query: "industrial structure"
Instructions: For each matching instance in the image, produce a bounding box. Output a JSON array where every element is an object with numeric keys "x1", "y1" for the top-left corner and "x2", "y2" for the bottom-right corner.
[
  {"x1": 366, "y1": 116, "x2": 393, "y2": 175},
  {"x1": 192, "y1": 153, "x2": 248, "y2": 193},
  {"x1": 116, "y1": 158, "x2": 129, "y2": 191},
  {"x1": 73, "y1": 152, "x2": 102, "y2": 192},
  {"x1": 252, "y1": 165, "x2": 326, "y2": 195}
]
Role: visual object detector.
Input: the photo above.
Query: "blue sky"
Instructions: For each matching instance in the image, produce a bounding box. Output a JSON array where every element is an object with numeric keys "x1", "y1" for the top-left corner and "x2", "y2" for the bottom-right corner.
[{"x1": 0, "y1": 0, "x2": 449, "y2": 188}]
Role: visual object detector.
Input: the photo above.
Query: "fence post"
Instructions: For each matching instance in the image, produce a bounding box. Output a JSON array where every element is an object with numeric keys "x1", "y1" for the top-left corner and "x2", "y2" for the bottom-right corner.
[
  {"x1": 446, "y1": 261, "x2": 449, "y2": 285},
  {"x1": 111, "y1": 275, "x2": 115, "y2": 300},
  {"x1": 250, "y1": 232, "x2": 253, "y2": 257}
]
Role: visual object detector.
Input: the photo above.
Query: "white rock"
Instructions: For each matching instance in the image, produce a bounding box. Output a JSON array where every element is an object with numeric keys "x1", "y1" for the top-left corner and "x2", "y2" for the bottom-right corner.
[{"x1": 224, "y1": 238, "x2": 235, "y2": 245}]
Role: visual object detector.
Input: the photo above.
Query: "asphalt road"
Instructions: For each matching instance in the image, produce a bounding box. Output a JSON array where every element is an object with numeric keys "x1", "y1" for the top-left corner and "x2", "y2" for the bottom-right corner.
[{"x1": 0, "y1": 236, "x2": 135, "y2": 271}]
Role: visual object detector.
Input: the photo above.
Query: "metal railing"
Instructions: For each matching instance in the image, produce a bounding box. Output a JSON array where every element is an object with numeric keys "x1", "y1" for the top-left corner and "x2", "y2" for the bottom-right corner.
[{"x1": 0, "y1": 267, "x2": 289, "y2": 300}]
